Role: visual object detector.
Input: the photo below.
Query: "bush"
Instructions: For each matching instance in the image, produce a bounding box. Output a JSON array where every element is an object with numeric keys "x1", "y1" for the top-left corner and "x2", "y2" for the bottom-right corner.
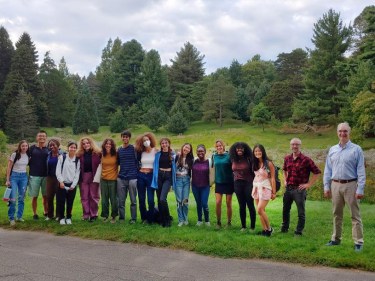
[
  {"x1": 0, "y1": 131, "x2": 7, "y2": 152},
  {"x1": 166, "y1": 112, "x2": 189, "y2": 134},
  {"x1": 143, "y1": 107, "x2": 167, "y2": 132},
  {"x1": 109, "y1": 108, "x2": 127, "y2": 133}
]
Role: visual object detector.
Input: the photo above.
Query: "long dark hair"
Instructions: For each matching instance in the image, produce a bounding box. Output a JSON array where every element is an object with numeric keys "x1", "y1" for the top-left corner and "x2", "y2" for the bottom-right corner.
[
  {"x1": 160, "y1": 137, "x2": 173, "y2": 163},
  {"x1": 101, "y1": 138, "x2": 117, "y2": 157},
  {"x1": 229, "y1": 142, "x2": 253, "y2": 163},
  {"x1": 15, "y1": 140, "x2": 29, "y2": 160},
  {"x1": 252, "y1": 144, "x2": 271, "y2": 171},
  {"x1": 177, "y1": 143, "x2": 194, "y2": 168}
]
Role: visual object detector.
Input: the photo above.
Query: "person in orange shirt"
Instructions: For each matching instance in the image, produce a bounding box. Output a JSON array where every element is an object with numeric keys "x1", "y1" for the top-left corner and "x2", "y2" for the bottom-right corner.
[{"x1": 100, "y1": 138, "x2": 118, "y2": 223}]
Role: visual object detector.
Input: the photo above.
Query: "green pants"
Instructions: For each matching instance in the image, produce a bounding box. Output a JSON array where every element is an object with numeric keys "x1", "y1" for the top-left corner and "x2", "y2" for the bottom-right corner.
[{"x1": 100, "y1": 179, "x2": 118, "y2": 219}]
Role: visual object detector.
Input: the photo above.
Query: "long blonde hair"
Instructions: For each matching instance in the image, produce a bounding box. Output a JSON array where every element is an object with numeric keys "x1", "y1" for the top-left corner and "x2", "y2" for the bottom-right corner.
[{"x1": 76, "y1": 136, "x2": 101, "y2": 157}]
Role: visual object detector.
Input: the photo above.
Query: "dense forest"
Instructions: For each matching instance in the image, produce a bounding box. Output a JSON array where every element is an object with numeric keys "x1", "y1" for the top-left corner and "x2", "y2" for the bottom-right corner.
[{"x1": 0, "y1": 6, "x2": 374, "y2": 142}]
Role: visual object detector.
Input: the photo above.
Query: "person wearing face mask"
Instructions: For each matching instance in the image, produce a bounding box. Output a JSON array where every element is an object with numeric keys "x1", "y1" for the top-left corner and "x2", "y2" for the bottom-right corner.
[{"x1": 135, "y1": 132, "x2": 158, "y2": 223}]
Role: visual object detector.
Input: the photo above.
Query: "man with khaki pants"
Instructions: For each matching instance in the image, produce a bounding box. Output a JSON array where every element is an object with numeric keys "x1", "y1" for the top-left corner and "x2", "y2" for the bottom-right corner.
[{"x1": 323, "y1": 122, "x2": 366, "y2": 252}]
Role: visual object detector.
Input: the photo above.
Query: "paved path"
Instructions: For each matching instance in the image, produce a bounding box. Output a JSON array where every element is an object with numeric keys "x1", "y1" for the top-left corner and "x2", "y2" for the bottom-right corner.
[{"x1": 0, "y1": 229, "x2": 374, "y2": 281}]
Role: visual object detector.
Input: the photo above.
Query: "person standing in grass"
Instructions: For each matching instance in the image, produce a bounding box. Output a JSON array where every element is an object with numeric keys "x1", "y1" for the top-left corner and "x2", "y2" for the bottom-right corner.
[
  {"x1": 135, "y1": 132, "x2": 158, "y2": 223},
  {"x1": 100, "y1": 138, "x2": 118, "y2": 224},
  {"x1": 324, "y1": 122, "x2": 366, "y2": 252},
  {"x1": 213, "y1": 139, "x2": 234, "y2": 229},
  {"x1": 281, "y1": 138, "x2": 321, "y2": 236},
  {"x1": 151, "y1": 138, "x2": 176, "y2": 228},
  {"x1": 252, "y1": 144, "x2": 276, "y2": 237},
  {"x1": 229, "y1": 142, "x2": 256, "y2": 232},
  {"x1": 5, "y1": 140, "x2": 29, "y2": 226},
  {"x1": 191, "y1": 144, "x2": 211, "y2": 227},
  {"x1": 45, "y1": 139, "x2": 63, "y2": 221},
  {"x1": 175, "y1": 143, "x2": 194, "y2": 227},
  {"x1": 77, "y1": 137, "x2": 102, "y2": 222},
  {"x1": 56, "y1": 141, "x2": 80, "y2": 225},
  {"x1": 28, "y1": 130, "x2": 49, "y2": 220},
  {"x1": 117, "y1": 130, "x2": 138, "y2": 224}
]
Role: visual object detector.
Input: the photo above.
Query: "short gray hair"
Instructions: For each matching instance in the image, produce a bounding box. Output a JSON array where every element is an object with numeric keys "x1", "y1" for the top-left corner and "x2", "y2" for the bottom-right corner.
[{"x1": 337, "y1": 122, "x2": 351, "y2": 133}]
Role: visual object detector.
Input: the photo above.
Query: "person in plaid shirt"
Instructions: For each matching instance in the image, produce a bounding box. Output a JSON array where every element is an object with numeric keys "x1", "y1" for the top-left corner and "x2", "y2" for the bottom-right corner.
[{"x1": 281, "y1": 138, "x2": 321, "y2": 235}]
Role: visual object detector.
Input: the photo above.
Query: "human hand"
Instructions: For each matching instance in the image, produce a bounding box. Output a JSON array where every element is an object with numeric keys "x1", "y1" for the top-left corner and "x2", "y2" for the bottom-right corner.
[
  {"x1": 324, "y1": 190, "x2": 331, "y2": 199},
  {"x1": 356, "y1": 193, "x2": 364, "y2": 200},
  {"x1": 5, "y1": 180, "x2": 10, "y2": 187}
]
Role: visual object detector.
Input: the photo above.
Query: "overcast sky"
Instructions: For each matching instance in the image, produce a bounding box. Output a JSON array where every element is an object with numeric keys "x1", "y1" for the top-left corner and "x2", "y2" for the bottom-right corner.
[{"x1": 1, "y1": 0, "x2": 373, "y2": 76}]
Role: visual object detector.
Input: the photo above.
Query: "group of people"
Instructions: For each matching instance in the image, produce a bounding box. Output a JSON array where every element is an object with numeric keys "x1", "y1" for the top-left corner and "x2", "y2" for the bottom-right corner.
[{"x1": 5, "y1": 122, "x2": 366, "y2": 251}]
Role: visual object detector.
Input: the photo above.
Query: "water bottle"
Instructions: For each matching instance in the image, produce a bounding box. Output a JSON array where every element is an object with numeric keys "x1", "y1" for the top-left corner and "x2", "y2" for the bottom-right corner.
[{"x1": 3, "y1": 187, "x2": 12, "y2": 202}]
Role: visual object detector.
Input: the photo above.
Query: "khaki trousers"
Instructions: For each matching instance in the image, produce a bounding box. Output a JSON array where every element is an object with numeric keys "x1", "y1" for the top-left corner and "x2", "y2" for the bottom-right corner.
[{"x1": 331, "y1": 181, "x2": 364, "y2": 244}]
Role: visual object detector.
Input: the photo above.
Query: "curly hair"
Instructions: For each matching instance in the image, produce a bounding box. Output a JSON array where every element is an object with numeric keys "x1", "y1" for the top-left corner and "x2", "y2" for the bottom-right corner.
[
  {"x1": 48, "y1": 138, "x2": 60, "y2": 148},
  {"x1": 252, "y1": 144, "x2": 271, "y2": 171},
  {"x1": 177, "y1": 143, "x2": 194, "y2": 168},
  {"x1": 76, "y1": 136, "x2": 101, "y2": 157},
  {"x1": 134, "y1": 132, "x2": 157, "y2": 153},
  {"x1": 229, "y1": 142, "x2": 253, "y2": 163},
  {"x1": 101, "y1": 138, "x2": 117, "y2": 157}
]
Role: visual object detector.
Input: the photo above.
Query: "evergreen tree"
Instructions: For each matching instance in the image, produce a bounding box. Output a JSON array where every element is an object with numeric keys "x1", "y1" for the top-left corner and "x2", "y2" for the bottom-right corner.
[
  {"x1": 72, "y1": 82, "x2": 100, "y2": 134},
  {"x1": 169, "y1": 96, "x2": 190, "y2": 121},
  {"x1": 232, "y1": 87, "x2": 250, "y2": 122},
  {"x1": 109, "y1": 108, "x2": 127, "y2": 133},
  {"x1": 143, "y1": 107, "x2": 167, "y2": 132},
  {"x1": 0, "y1": 26, "x2": 14, "y2": 92},
  {"x1": 4, "y1": 89, "x2": 38, "y2": 142},
  {"x1": 251, "y1": 102, "x2": 272, "y2": 132},
  {"x1": 229, "y1": 59, "x2": 243, "y2": 88},
  {"x1": 202, "y1": 75, "x2": 235, "y2": 127},
  {"x1": 166, "y1": 111, "x2": 188, "y2": 134},
  {"x1": 352, "y1": 6, "x2": 375, "y2": 62},
  {"x1": 110, "y1": 39, "x2": 144, "y2": 108},
  {"x1": 168, "y1": 42, "x2": 205, "y2": 97},
  {"x1": 136, "y1": 49, "x2": 171, "y2": 112},
  {"x1": 294, "y1": 9, "x2": 353, "y2": 124}
]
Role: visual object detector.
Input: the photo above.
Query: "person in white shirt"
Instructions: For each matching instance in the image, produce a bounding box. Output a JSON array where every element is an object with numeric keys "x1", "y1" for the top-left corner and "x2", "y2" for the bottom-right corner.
[{"x1": 55, "y1": 141, "x2": 80, "y2": 225}]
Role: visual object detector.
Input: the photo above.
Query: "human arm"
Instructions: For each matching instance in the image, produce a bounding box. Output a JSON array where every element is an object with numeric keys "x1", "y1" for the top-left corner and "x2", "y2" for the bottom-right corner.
[
  {"x1": 70, "y1": 160, "x2": 80, "y2": 190},
  {"x1": 356, "y1": 147, "x2": 366, "y2": 199},
  {"x1": 323, "y1": 149, "x2": 333, "y2": 198},
  {"x1": 269, "y1": 161, "x2": 277, "y2": 200},
  {"x1": 55, "y1": 156, "x2": 65, "y2": 189},
  {"x1": 298, "y1": 173, "x2": 319, "y2": 190},
  {"x1": 5, "y1": 157, "x2": 13, "y2": 187}
]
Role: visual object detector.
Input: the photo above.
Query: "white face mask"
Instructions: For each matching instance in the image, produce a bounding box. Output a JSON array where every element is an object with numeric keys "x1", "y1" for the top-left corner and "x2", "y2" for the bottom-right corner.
[{"x1": 143, "y1": 140, "x2": 151, "y2": 147}]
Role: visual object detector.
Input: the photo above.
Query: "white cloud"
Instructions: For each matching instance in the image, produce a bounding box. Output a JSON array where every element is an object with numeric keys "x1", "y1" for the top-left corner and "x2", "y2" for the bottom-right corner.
[{"x1": 0, "y1": 0, "x2": 373, "y2": 76}]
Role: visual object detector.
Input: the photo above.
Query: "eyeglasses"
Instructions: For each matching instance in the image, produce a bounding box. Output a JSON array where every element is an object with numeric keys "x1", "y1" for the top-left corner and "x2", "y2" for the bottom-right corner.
[
  {"x1": 338, "y1": 130, "x2": 348, "y2": 133},
  {"x1": 290, "y1": 143, "x2": 301, "y2": 146}
]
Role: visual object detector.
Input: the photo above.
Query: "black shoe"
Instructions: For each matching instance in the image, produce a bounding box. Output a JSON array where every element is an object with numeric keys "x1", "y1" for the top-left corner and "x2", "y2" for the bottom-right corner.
[
  {"x1": 257, "y1": 230, "x2": 266, "y2": 236},
  {"x1": 264, "y1": 227, "x2": 273, "y2": 237},
  {"x1": 33, "y1": 214, "x2": 39, "y2": 220},
  {"x1": 294, "y1": 231, "x2": 303, "y2": 236},
  {"x1": 326, "y1": 240, "x2": 340, "y2": 246},
  {"x1": 280, "y1": 228, "x2": 288, "y2": 233},
  {"x1": 89, "y1": 216, "x2": 97, "y2": 223},
  {"x1": 354, "y1": 244, "x2": 363, "y2": 252}
]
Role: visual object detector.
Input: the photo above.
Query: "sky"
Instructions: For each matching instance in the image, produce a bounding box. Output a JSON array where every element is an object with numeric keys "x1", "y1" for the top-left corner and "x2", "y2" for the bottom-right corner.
[{"x1": 0, "y1": 0, "x2": 373, "y2": 76}]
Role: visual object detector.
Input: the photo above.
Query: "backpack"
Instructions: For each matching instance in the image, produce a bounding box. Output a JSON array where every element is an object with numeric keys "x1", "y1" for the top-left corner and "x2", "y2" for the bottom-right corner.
[{"x1": 265, "y1": 160, "x2": 281, "y2": 192}]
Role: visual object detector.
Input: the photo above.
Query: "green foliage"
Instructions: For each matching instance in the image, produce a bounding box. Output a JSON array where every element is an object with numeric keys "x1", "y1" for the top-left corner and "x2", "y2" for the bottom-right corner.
[
  {"x1": 232, "y1": 87, "x2": 250, "y2": 122},
  {"x1": 166, "y1": 111, "x2": 189, "y2": 134},
  {"x1": 202, "y1": 75, "x2": 235, "y2": 127},
  {"x1": 4, "y1": 89, "x2": 39, "y2": 142},
  {"x1": 0, "y1": 26, "x2": 14, "y2": 92},
  {"x1": 229, "y1": 59, "x2": 243, "y2": 87},
  {"x1": 0, "y1": 130, "x2": 7, "y2": 152},
  {"x1": 143, "y1": 106, "x2": 167, "y2": 132},
  {"x1": 109, "y1": 108, "x2": 127, "y2": 133},
  {"x1": 352, "y1": 89, "x2": 375, "y2": 136},
  {"x1": 72, "y1": 82, "x2": 100, "y2": 134},
  {"x1": 353, "y1": 5, "x2": 375, "y2": 62},
  {"x1": 251, "y1": 102, "x2": 272, "y2": 131},
  {"x1": 169, "y1": 96, "x2": 190, "y2": 122}
]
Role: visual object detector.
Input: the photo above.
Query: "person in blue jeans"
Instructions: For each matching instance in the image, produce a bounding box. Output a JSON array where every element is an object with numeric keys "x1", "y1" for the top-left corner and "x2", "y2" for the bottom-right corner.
[
  {"x1": 5, "y1": 140, "x2": 30, "y2": 226},
  {"x1": 175, "y1": 143, "x2": 194, "y2": 227},
  {"x1": 192, "y1": 144, "x2": 211, "y2": 226}
]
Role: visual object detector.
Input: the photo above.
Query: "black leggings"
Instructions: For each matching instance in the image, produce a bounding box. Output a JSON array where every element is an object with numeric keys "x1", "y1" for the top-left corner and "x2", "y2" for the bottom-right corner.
[{"x1": 234, "y1": 180, "x2": 256, "y2": 229}]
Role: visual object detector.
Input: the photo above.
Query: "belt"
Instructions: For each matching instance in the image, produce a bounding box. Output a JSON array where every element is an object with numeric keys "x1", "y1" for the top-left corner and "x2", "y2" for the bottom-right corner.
[
  {"x1": 286, "y1": 185, "x2": 299, "y2": 190},
  {"x1": 332, "y1": 179, "x2": 357, "y2": 184}
]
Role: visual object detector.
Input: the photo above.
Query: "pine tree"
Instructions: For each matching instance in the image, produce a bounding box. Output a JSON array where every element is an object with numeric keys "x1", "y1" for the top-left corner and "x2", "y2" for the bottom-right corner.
[
  {"x1": 4, "y1": 89, "x2": 38, "y2": 142},
  {"x1": 0, "y1": 26, "x2": 14, "y2": 92},
  {"x1": 72, "y1": 82, "x2": 100, "y2": 134}
]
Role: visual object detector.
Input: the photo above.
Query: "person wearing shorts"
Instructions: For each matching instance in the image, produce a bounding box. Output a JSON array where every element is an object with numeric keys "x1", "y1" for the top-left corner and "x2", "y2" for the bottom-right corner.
[
  {"x1": 28, "y1": 130, "x2": 49, "y2": 220},
  {"x1": 252, "y1": 144, "x2": 276, "y2": 237}
]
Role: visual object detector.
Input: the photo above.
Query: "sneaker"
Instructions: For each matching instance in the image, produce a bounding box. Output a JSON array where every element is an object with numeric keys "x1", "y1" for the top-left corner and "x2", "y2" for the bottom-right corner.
[
  {"x1": 66, "y1": 219, "x2": 72, "y2": 225},
  {"x1": 280, "y1": 228, "x2": 288, "y2": 233},
  {"x1": 55, "y1": 217, "x2": 60, "y2": 222},
  {"x1": 10, "y1": 220, "x2": 16, "y2": 226},
  {"x1": 354, "y1": 244, "x2": 363, "y2": 252},
  {"x1": 184, "y1": 221, "x2": 189, "y2": 225},
  {"x1": 294, "y1": 231, "x2": 303, "y2": 236},
  {"x1": 60, "y1": 219, "x2": 66, "y2": 225},
  {"x1": 326, "y1": 240, "x2": 340, "y2": 246},
  {"x1": 257, "y1": 230, "x2": 266, "y2": 236},
  {"x1": 110, "y1": 218, "x2": 116, "y2": 224},
  {"x1": 196, "y1": 221, "x2": 203, "y2": 226},
  {"x1": 102, "y1": 217, "x2": 109, "y2": 223},
  {"x1": 205, "y1": 222, "x2": 211, "y2": 227},
  {"x1": 16, "y1": 218, "x2": 25, "y2": 222},
  {"x1": 33, "y1": 214, "x2": 39, "y2": 220},
  {"x1": 129, "y1": 219, "x2": 136, "y2": 224},
  {"x1": 178, "y1": 222, "x2": 184, "y2": 227},
  {"x1": 45, "y1": 217, "x2": 50, "y2": 221},
  {"x1": 265, "y1": 227, "x2": 274, "y2": 237},
  {"x1": 215, "y1": 222, "x2": 222, "y2": 230},
  {"x1": 240, "y1": 228, "x2": 247, "y2": 232}
]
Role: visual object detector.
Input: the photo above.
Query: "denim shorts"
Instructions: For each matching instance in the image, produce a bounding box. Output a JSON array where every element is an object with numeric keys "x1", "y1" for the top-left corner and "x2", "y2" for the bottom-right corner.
[{"x1": 28, "y1": 176, "x2": 47, "y2": 197}]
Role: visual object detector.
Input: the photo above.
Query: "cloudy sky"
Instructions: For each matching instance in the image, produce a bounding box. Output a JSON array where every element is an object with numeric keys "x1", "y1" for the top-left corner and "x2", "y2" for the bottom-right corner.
[{"x1": 1, "y1": 0, "x2": 373, "y2": 76}]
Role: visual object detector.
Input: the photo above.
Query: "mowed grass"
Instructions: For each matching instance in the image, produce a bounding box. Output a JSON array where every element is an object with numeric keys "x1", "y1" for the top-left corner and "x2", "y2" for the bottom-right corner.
[
  {"x1": 1, "y1": 121, "x2": 375, "y2": 271},
  {"x1": 0, "y1": 187, "x2": 374, "y2": 271}
]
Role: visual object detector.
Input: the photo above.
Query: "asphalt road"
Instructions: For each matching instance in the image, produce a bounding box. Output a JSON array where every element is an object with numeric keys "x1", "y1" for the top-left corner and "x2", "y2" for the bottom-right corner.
[{"x1": 0, "y1": 229, "x2": 374, "y2": 281}]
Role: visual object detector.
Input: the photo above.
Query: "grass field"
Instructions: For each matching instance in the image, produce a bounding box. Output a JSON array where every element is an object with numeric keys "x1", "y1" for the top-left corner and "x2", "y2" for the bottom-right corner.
[
  {"x1": 1, "y1": 122, "x2": 374, "y2": 271},
  {"x1": 0, "y1": 187, "x2": 374, "y2": 271}
]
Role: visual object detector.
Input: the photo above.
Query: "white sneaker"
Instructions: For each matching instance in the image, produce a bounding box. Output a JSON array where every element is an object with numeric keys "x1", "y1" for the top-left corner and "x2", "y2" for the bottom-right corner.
[
  {"x1": 66, "y1": 219, "x2": 72, "y2": 225},
  {"x1": 60, "y1": 219, "x2": 66, "y2": 225},
  {"x1": 178, "y1": 222, "x2": 184, "y2": 227},
  {"x1": 10, "y1": 220, "x2": 15, "y2": 226},
  {"x1": 45, "y1": 217, "x2": 50, "y2": 221},
  {"x1": 196, "y1": 221, "x2": 203, "y2": 226},
  {"x1": 184, "y1": 221, "x2": 189, "y2": 225},
  {"x1": 205, "y1": 222, "x2": 211, "y2": 227}
]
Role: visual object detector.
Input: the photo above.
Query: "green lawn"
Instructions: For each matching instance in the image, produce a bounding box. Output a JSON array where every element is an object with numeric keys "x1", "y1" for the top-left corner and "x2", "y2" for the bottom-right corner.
[{"x1": 1, "y1": 187, "x2": 374, "y2": 271}]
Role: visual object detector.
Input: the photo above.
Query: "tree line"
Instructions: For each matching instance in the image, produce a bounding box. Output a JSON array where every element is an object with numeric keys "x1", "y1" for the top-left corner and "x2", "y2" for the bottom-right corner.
[{"x1": 0, "y1": 6, "x2": 374, "y2": 142}]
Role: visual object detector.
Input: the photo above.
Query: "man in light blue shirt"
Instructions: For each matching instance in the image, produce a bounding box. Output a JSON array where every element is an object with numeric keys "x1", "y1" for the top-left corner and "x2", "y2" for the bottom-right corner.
[{"x1": 323, "y1": 122, "x2": 366, "y2": 252}]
